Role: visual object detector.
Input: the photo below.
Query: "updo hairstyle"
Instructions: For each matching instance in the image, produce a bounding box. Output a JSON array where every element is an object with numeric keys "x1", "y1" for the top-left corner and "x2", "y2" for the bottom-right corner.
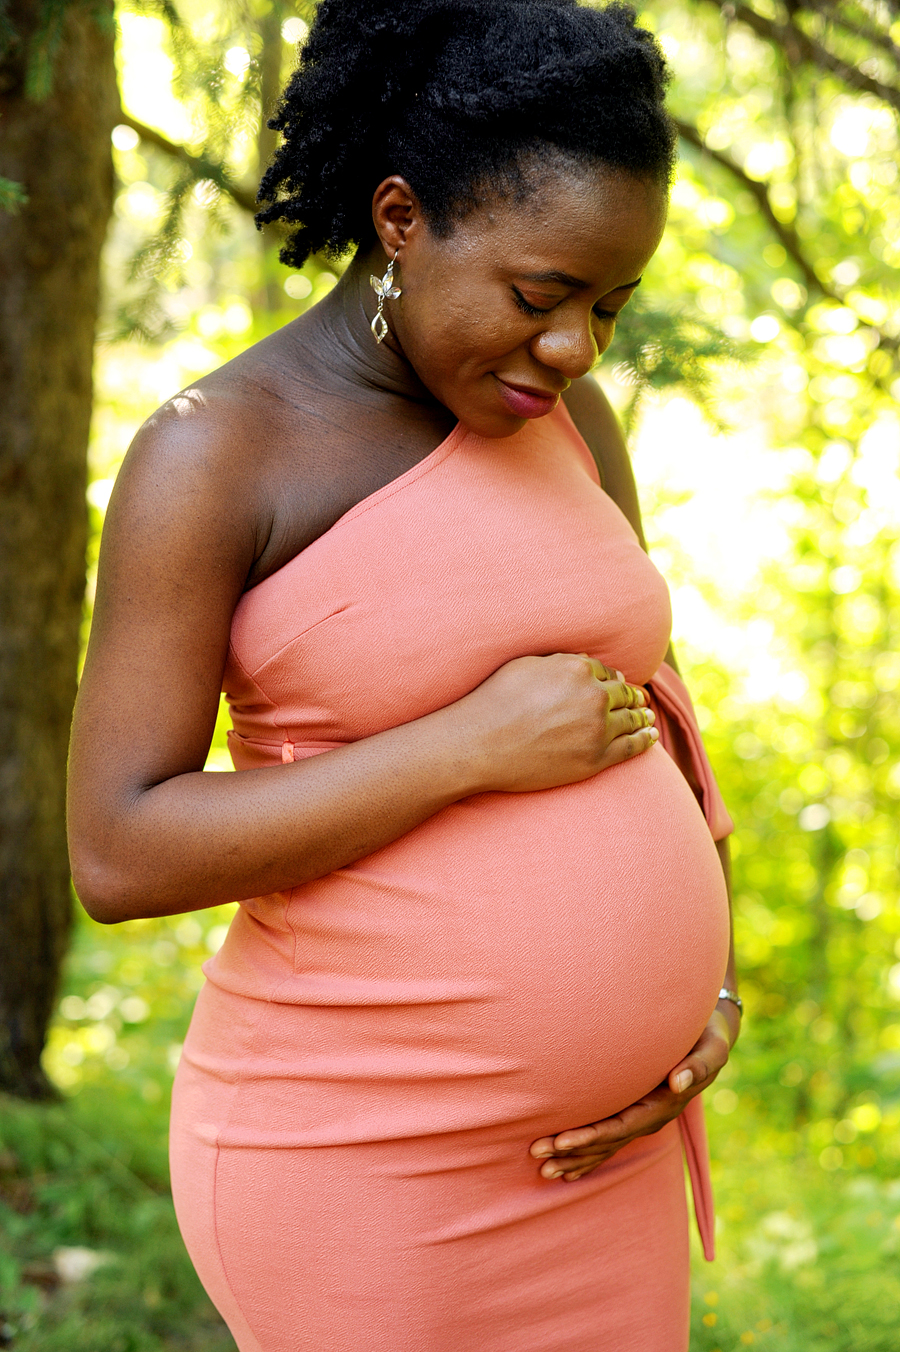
[{"x1": 256, "y1": 0, "x2": 676, "y2": 267}]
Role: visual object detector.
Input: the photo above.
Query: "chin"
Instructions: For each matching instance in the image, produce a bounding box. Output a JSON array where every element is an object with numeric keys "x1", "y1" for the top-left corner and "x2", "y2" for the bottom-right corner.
[
  {"x1": 470, "y1": 411, "x2": 530, "y2": 439},
  {"x1": 442, "y1": 388, "x2": 529, "y2": 440}
]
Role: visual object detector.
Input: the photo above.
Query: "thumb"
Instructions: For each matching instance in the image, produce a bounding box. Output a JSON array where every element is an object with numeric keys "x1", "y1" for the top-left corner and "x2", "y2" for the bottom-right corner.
[{"x1": 668, "y1": 1053, "x2": 713, "y2": 1096}]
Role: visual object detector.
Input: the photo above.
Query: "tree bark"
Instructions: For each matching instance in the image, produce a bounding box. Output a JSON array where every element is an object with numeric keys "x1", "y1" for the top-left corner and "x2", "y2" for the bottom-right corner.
[{"x1": 0, "y1": 0, "x2": 117, "y2": 1098}]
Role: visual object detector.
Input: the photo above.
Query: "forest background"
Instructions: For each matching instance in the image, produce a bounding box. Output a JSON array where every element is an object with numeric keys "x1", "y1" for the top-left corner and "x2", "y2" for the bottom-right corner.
[{"x1": 1, "y1": 0, "x2": 899, "y2": 1348}]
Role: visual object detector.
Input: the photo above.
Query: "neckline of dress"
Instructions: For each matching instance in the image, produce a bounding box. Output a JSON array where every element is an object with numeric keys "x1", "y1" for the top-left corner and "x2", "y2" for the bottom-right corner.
[
  {"x1": 320, "y1": 416, "x2": 467, "y2": 542},
  {"x1": 237, "y1": 407, "x2": 572, "y2": 604}
]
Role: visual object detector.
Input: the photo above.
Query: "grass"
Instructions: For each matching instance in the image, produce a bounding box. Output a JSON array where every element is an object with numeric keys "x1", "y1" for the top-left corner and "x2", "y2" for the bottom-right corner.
[
  {"x1": 688, "y1": 1143, "x2": 900, "y2": 1352},
  {"x1": 0, "y1": 1088, "x2": 235, "y2": 1351}
]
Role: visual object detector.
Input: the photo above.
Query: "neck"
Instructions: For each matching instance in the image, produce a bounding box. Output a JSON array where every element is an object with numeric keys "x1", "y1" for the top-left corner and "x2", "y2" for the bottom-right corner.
[{"x1": 306, "y1": 243, "x2": 438, "y2": 412}]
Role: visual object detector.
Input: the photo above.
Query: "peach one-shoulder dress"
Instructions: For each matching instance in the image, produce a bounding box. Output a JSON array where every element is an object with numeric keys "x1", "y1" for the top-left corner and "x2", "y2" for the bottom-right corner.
[{"x1": 169, "y1": 403, "x2": 733, "y2": 1352}]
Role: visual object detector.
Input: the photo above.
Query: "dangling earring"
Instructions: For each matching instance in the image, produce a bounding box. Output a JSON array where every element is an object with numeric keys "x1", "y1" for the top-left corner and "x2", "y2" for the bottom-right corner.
[{"x1": 369, "y1": 249, "x2": 401, "y2": 344}]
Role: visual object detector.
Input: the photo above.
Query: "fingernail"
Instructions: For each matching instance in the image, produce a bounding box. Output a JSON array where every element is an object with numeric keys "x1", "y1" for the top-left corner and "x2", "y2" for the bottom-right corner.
[
  {"x1": 645, "y1": 709, "x2": 656, "y2": 724},
  {"x1": 649, "y1": 728, "x2": 659, "y2": 742},
  {"x1": 673, "y1": 1070, "x2": 693, "y2": 1092}
]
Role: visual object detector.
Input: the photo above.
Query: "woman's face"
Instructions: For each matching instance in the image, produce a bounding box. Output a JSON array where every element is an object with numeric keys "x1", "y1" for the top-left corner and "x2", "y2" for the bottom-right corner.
[{"x1": 377, "y1": 163, "x2": 668, "y2": 438}]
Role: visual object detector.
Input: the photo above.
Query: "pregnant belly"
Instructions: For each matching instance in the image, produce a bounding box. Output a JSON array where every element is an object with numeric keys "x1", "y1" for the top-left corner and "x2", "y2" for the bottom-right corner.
[{"x1": 198, "y1": 744, "x2": 729, "y2": 1147}]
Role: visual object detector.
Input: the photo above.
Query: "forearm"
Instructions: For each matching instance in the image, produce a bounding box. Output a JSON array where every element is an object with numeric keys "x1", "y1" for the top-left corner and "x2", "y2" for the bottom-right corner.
[
  {"x1": 70, "y1": 701, "x2": 484, "y2": 923},
  {"x1": 71, "y1": 652, "x2": 657, "y2": 924}
]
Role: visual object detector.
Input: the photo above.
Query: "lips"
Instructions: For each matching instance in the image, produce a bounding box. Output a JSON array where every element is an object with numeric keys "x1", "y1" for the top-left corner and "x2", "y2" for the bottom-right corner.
[{"x1": 494, "y1": 377, "x2": 562, "y2": 420}]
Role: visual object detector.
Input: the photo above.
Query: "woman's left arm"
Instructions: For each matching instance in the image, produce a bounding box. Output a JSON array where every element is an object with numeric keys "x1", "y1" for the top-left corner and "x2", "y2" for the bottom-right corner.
[{"x1": 532, "y1": 378, "x2": 740, "y2": 1181}]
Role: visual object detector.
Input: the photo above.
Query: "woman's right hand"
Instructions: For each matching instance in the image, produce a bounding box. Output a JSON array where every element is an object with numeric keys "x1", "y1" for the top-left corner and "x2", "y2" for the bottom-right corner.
[{"x1": 454, "y1": 653, "x2": 657, "y2": 794}]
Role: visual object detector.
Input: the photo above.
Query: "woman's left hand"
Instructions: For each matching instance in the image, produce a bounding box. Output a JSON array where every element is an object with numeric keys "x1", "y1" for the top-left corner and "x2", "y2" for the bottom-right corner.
[{"x1": 529, "y1": 1001, "x2": 740, "y2": 1181}]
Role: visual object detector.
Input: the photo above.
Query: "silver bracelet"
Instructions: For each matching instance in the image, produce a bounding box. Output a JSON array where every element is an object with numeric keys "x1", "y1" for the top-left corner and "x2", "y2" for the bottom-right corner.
[{"x1": 717, "y1": 987, "x2": 743, "y2": 1016}]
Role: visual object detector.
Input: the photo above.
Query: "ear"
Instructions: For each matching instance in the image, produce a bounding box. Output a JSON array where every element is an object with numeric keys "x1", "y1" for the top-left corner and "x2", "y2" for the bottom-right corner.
[{"x1": 371, "y1": 176, "x2": 426, "y2": 261}]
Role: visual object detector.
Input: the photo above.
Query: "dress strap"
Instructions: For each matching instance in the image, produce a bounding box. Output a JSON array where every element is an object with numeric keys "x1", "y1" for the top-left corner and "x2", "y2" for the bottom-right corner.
[
  {"x1": 645, "y1": 661, "x2": 733, "y2": 841},
  {"x1": 678, "y1": 1096, "x2": 716, "y2": 1261}
]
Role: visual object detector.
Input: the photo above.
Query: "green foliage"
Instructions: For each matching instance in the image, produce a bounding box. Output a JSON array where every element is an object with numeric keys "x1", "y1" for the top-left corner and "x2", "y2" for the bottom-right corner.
[
  {"x1": 106, "y1": 0, "x2": 315, "y2": 338},
  {"x1": 0, "y1": 0, "x2": 14, "y2": 60},
  {"x1": 22, "y1": 0, "x2": 69, "y2": 100},
  {"x1": 619, "y1": 3, "x2": 900, "y2": 1214},
  {"x1": 690, "y1": 1130, "x2": 900, "y2": 1351},
  {"x1": 0, "y1": 0, "x2": 118, "y2": 101},
  {"x1": 614, "y1": 299, "x2": 756, "y2": 430},
  {"x1": 0, "y1": 173, "x2": 28, "y2": 213},
  {"x1": 0, "y1": 1090, "x2": 236, "y2": 1349}
]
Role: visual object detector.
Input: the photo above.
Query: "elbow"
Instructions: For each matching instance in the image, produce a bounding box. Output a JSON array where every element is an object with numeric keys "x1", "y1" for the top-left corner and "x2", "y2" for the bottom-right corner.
[
  {"x1": 70, "y1": 856, "x2": 129, "y2": 924},
  {"x1": 68, "y1": 792, "x2": 164, "y2": 922},
  {"x1": 67, "y1": 778, "x2": 166, "y2": 921},
  {"x1": 69, "y1": 842, "x2": 146, "y2": 924}
]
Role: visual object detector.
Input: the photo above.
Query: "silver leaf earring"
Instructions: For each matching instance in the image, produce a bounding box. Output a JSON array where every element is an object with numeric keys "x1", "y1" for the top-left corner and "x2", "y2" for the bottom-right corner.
[{"x1": 369, "y1": 249, "x2": 402, "y2": 343}]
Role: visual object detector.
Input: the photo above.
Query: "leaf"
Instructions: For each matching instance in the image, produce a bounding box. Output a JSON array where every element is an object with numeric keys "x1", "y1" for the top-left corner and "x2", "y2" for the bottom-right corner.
[
  {"x1": 611, "y1": 300, "x2": 756, "y2": 432},
  {"x1": 0, "y1": 174, "x2": 27, "y2": 214}
]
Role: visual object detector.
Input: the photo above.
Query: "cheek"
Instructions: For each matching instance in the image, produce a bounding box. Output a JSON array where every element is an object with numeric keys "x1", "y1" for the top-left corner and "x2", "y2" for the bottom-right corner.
[
  {"x1": 401, "y1": 286, "x2": 520, "y2": 382},
  {"x1": 595, "y1": 324, "x2": 617, "y2": 358}
]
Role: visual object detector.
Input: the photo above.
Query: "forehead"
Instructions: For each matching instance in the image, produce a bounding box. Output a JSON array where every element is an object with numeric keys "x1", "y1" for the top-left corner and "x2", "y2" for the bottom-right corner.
[{"x1": 439, "y1": 164, "x2": 667, "y2": 288}]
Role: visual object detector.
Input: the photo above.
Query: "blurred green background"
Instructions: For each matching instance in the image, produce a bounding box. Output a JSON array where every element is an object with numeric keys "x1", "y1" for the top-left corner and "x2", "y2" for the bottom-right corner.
[{"x1": 2, "y1": 1, "x2": 900, "y2": 1348}]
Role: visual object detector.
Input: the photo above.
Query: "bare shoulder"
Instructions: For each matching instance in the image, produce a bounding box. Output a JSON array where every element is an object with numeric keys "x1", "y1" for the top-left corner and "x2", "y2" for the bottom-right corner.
[
  {"x1": 75, "y1": 347, "x2": 301, "y2": 793},
  {"x1": 562, "y1": 375, "x2": 646, "y2": 548},
  {"x1": 106, "y1": 325, "x2": 319, "y2": 592},
  {"x1": 117, "y1": 355, "x2": 276, "y2": 532}
]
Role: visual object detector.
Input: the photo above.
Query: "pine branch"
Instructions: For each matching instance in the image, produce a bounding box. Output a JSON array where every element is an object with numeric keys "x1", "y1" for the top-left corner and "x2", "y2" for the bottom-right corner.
[
  {"x1": 673, "y1": 118, "x2": 898, "y2": 350},
  {"x1": 803, "y1": 0, "x2": 900, "y2": 67},
  {"x1": 117, "y1": 111, "x2": 258, "y2": 215},
  {"x1": 674, "y1": 118, "x2": 833, "y2": 300},
  {"x1": 709, "y1": 1, "x2": 900, "y2": 112}
]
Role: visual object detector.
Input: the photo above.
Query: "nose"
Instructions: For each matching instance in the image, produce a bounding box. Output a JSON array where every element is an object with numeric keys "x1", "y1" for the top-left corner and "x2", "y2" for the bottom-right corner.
[{"x1": 530, "y1": 314, "x2": 601, "y2": 381}]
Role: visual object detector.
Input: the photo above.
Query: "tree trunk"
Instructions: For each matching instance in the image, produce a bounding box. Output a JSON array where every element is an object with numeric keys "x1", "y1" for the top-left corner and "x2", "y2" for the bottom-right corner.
[{"x1": 0, "y1": 0, "x2": 117, "y2": 1098}]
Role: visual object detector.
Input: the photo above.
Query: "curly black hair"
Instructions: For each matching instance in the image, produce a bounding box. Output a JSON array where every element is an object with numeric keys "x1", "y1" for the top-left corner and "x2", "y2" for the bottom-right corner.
[{"x1": 256, "y1": 0, "x2": 675, "y2": 268}]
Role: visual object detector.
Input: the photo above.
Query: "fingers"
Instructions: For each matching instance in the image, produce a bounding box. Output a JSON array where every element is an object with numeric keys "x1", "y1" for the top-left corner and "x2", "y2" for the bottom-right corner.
[
  {"x1": 575, "y1": 656, "x2": 646, "y2": 710},
  {"x1": 668, "y1": 1046, "x2": 720, "y2": 1094},
  {"x1": 601, "y1": 722, "x2": 659, "y2": 765},
  {"x1": 667, "y1": 1018, "x2": 732, "y2": 1094},
  {"x1": 603, "y1": 679, "x2": 648, "y2": 711},
  {"x1": 534, "y1": 1126, "x2": 625, "y2": 1180},
  {"x1": 606, "y1": 704, "x2": 656, "y2": 737},
  {"x1": 576, "y1": 654, "x2": 619, "y2": 683},
  {"x1": 531, "y1": 1093, "x2": 686, "y2": 1180},
  {"x1": 530, "y1": 1115, "x2": 631, "y2": 1167},
  {"x1": 553, "y1": 1122, "x2": 609, "y2": 1151},
  {"x1": 531, "y1": 1016, "x2": 737, "y2": 1185},
  {"x1": 542, "y1": 1152, "x2": 618, "y2": 1181},
  {"x1": 667, "y1": 1057, "x2": 710, "y2": 1094}
]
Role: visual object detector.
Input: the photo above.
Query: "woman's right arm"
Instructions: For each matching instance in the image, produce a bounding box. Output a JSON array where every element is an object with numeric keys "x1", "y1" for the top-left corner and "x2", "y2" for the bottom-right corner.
[{"x1": 68, "y1": 402, "x2": 655, "y2": 924}]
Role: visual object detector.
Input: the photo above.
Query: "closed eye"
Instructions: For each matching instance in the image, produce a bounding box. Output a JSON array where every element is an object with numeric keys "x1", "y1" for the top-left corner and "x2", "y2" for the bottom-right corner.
[
  {"x1": 512, "y1": 287, "x2": 553, "y2": 318},
  {"x1": 513, "y1": 286, "x2": 621, "y2": 323}
]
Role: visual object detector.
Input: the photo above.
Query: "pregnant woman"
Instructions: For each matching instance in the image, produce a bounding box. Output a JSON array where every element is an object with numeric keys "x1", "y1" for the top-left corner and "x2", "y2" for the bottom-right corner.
[{"x1": 68, "y1": 2, "x2": 741, "y2": 1348}]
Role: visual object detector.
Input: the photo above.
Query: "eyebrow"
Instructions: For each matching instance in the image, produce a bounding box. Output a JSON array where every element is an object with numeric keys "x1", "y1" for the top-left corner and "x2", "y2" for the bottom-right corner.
[{"x1": 519, "y1": 270, "x2": 643, "y2": 291}]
